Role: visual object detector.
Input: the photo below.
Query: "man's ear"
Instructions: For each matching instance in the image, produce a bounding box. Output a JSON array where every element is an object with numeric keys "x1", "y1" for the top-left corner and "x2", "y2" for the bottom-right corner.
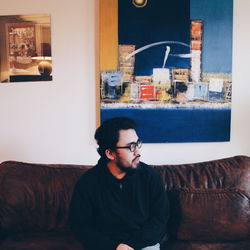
[{"x1": 105, "y1": 149, "x2": 116, "y2": 160}]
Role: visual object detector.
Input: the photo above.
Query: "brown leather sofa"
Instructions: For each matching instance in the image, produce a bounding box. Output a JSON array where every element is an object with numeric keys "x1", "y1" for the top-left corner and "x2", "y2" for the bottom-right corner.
[{"x1": 0, "y1": 155, "x2": 249, "y2": 250}]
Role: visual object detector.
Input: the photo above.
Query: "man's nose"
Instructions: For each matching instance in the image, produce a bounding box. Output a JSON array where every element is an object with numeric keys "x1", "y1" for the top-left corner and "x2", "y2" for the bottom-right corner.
[{"x1": 134, "y1": 146, "x2": 141, "y2": 155}]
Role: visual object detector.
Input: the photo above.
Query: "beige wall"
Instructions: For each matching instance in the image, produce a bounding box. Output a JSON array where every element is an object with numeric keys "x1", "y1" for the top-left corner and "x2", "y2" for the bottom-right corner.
[{"x1": 0, "y1": 0, "x2": 249, "y2": 165}]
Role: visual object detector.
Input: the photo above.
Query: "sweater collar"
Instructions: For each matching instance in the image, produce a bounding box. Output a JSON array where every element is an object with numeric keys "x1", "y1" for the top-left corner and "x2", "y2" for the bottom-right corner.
[{"x1": 96, "y1": 158, "x2": 139, "y2": 182}]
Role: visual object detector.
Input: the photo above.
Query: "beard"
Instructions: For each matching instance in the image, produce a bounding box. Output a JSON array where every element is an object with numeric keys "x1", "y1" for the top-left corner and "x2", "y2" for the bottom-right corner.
[{"x1": 117, "y1": 155, "x2": 141, "y2": 174}]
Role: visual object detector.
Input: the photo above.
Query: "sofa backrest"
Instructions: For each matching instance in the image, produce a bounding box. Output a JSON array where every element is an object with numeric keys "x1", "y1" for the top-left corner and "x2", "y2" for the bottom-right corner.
[
  {"x1": 0, "y1": 161, "x2": 91, "y2": 234},
  {"x1": 153, "y1": 155, "x2": 250, "y2": 191},
  {"x1": 153, "y1": 155, "x2": 250, "y2": 242}
]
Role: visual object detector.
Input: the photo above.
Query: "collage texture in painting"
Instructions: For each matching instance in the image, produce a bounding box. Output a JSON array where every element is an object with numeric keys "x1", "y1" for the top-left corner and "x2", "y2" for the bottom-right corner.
[{"x1": 99, "y1": 0, "x2": 233, "y2": 143}]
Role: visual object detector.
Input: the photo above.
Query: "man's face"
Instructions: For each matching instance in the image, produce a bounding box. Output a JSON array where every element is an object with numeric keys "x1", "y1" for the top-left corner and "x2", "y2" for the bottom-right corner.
[{"x1": 113, "y1": 129, "x2": 141, "y2": 172}]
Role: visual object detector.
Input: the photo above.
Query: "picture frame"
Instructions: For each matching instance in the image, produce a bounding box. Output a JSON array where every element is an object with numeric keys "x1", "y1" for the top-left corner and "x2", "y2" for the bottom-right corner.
[
  {"x1": 98, "y1": 0, "x2": 233, "y2": 143},
  {"x1": 0, "y1": 14, "x2": 52, "y2": 83}
]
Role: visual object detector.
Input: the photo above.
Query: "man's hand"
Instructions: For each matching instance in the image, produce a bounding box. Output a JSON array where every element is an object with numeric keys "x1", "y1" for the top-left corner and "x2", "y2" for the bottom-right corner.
[{"x1": 116, "y1": 243, "x2": 134, "y2": 250}]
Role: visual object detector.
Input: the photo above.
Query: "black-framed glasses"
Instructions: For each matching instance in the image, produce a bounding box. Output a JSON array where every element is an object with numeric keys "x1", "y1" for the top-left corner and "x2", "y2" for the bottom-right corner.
[{"x1": 114, "y1": 139, "x2": 142, "y2": 152}]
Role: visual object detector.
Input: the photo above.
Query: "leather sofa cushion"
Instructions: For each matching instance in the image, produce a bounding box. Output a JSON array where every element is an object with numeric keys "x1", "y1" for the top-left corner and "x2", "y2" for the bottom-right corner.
[
  {"x1": 0, "y1": 161, "x2": 89, "y2": 233},
  {"x1": 0, "y1": 232, "x2": 83, "y2": 250},
  {"x1": 168, "y1": 188, "x2": 250, "y2": 241},
  {"x1": 162, "y1": 240, "x2": 250, "y2": 250}
]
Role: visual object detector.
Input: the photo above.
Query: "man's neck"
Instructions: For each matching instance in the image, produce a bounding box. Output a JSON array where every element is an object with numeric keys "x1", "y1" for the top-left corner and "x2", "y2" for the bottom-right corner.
[{"x1": 106, "y1": 161, "x2": 126, "y2": 180}]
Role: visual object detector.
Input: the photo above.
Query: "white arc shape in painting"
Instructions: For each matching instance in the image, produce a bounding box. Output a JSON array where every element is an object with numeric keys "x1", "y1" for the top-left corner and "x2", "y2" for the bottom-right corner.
[
  {"x1": 169, "y1": 53, "x2": 192, "y2": 58},
  {"x1": 125, "y1": 41, "x2": 191, "y2": 61},
  {"x1": 162, "y1": 46, "x2": 170, "y2": 68}
]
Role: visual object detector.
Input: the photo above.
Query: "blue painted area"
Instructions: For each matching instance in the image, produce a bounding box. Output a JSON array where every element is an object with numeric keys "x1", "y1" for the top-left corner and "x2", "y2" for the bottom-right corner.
[
  {"x1": 118, "y1": 0, "x2": 190, "y2": 75},
  {"x1": 194, "y1": 83, "x2": 209, "y2": 100},
  {"x1": 118, "y1": 0, "x2": 233, "y2": 74},
  {"x1": 190, "y1": 0, "x2": 233, "y2": 73},
  {"x1": 101, "y1": 108, "x2": 231, "y2": 143}
]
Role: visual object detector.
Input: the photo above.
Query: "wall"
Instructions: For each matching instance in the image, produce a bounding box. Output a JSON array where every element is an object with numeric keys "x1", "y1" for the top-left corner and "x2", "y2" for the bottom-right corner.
[{"x1": 0, "y1": 0, "x2": 249, "y2": 165}]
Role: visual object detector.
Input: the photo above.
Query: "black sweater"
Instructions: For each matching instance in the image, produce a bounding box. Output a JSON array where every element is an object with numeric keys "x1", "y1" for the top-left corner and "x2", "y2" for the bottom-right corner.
[{"x1": 69, "y1": 160, "x2": 169, "y2": 250}]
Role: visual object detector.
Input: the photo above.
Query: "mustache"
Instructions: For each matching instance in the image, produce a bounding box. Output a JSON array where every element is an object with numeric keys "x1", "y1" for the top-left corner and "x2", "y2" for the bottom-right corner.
[{"x1": 133, "y1": 154, "x2": 141, "y2": 161}]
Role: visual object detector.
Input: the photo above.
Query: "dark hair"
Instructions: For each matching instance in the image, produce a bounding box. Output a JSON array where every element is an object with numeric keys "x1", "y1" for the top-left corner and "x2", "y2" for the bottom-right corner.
[{"x1": 95, "y1": 117, "x2": 136, "y2": 161}]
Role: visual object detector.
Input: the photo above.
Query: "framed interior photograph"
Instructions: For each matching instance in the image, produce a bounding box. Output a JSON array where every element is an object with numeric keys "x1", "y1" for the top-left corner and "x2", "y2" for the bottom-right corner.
[
  {"x1": 0, "y1": 14, "x2": 52, "y2": 83},
  {"x1": 98, "y1": 0, "x2": 233, "y2": 143}
]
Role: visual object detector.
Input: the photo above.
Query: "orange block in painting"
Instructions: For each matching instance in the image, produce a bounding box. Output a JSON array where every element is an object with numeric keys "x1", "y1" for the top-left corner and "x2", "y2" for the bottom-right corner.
[
  {"x1": 191, "y1": 20, "x2": 203, "y2": 50},
  {"x1": 140, "y1": 85, "x2": 155, "y2": 99},
  {"x1": 100, "y1": 0, "x2": 118, "y2": 71}
]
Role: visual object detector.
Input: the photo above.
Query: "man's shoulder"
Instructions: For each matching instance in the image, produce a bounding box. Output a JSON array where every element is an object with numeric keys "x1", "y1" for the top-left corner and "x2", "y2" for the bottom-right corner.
[
  {"x1": 76, "y1": 164, "x2": 101, "y2": 187},
  {"x1": 139, "y1": 162, "x2": 161, "y2": 180},
  {"x1": 139, "y1": 161, "x2": 159, "y2": 174}
]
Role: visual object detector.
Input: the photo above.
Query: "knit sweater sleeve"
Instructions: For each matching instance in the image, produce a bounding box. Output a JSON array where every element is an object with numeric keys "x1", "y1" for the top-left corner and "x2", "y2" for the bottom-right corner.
[
  {"x1": 124, "y1": 167, "x2": 169, "y2": 249},
  {"x1": 69, "y1": 174, "x2": 119, "y2": 250}
]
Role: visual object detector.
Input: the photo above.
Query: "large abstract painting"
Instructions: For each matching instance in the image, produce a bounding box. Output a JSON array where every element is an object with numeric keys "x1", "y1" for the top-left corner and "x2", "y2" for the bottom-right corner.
[{"x1": 99, "y1": 0, "x2": 233, "y2": 143}]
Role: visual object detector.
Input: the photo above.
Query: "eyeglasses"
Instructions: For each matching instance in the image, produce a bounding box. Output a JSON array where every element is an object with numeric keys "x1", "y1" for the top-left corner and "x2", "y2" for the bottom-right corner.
[{"x1": 114, "y1": 139, "x2": 142, "y2": 152}]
